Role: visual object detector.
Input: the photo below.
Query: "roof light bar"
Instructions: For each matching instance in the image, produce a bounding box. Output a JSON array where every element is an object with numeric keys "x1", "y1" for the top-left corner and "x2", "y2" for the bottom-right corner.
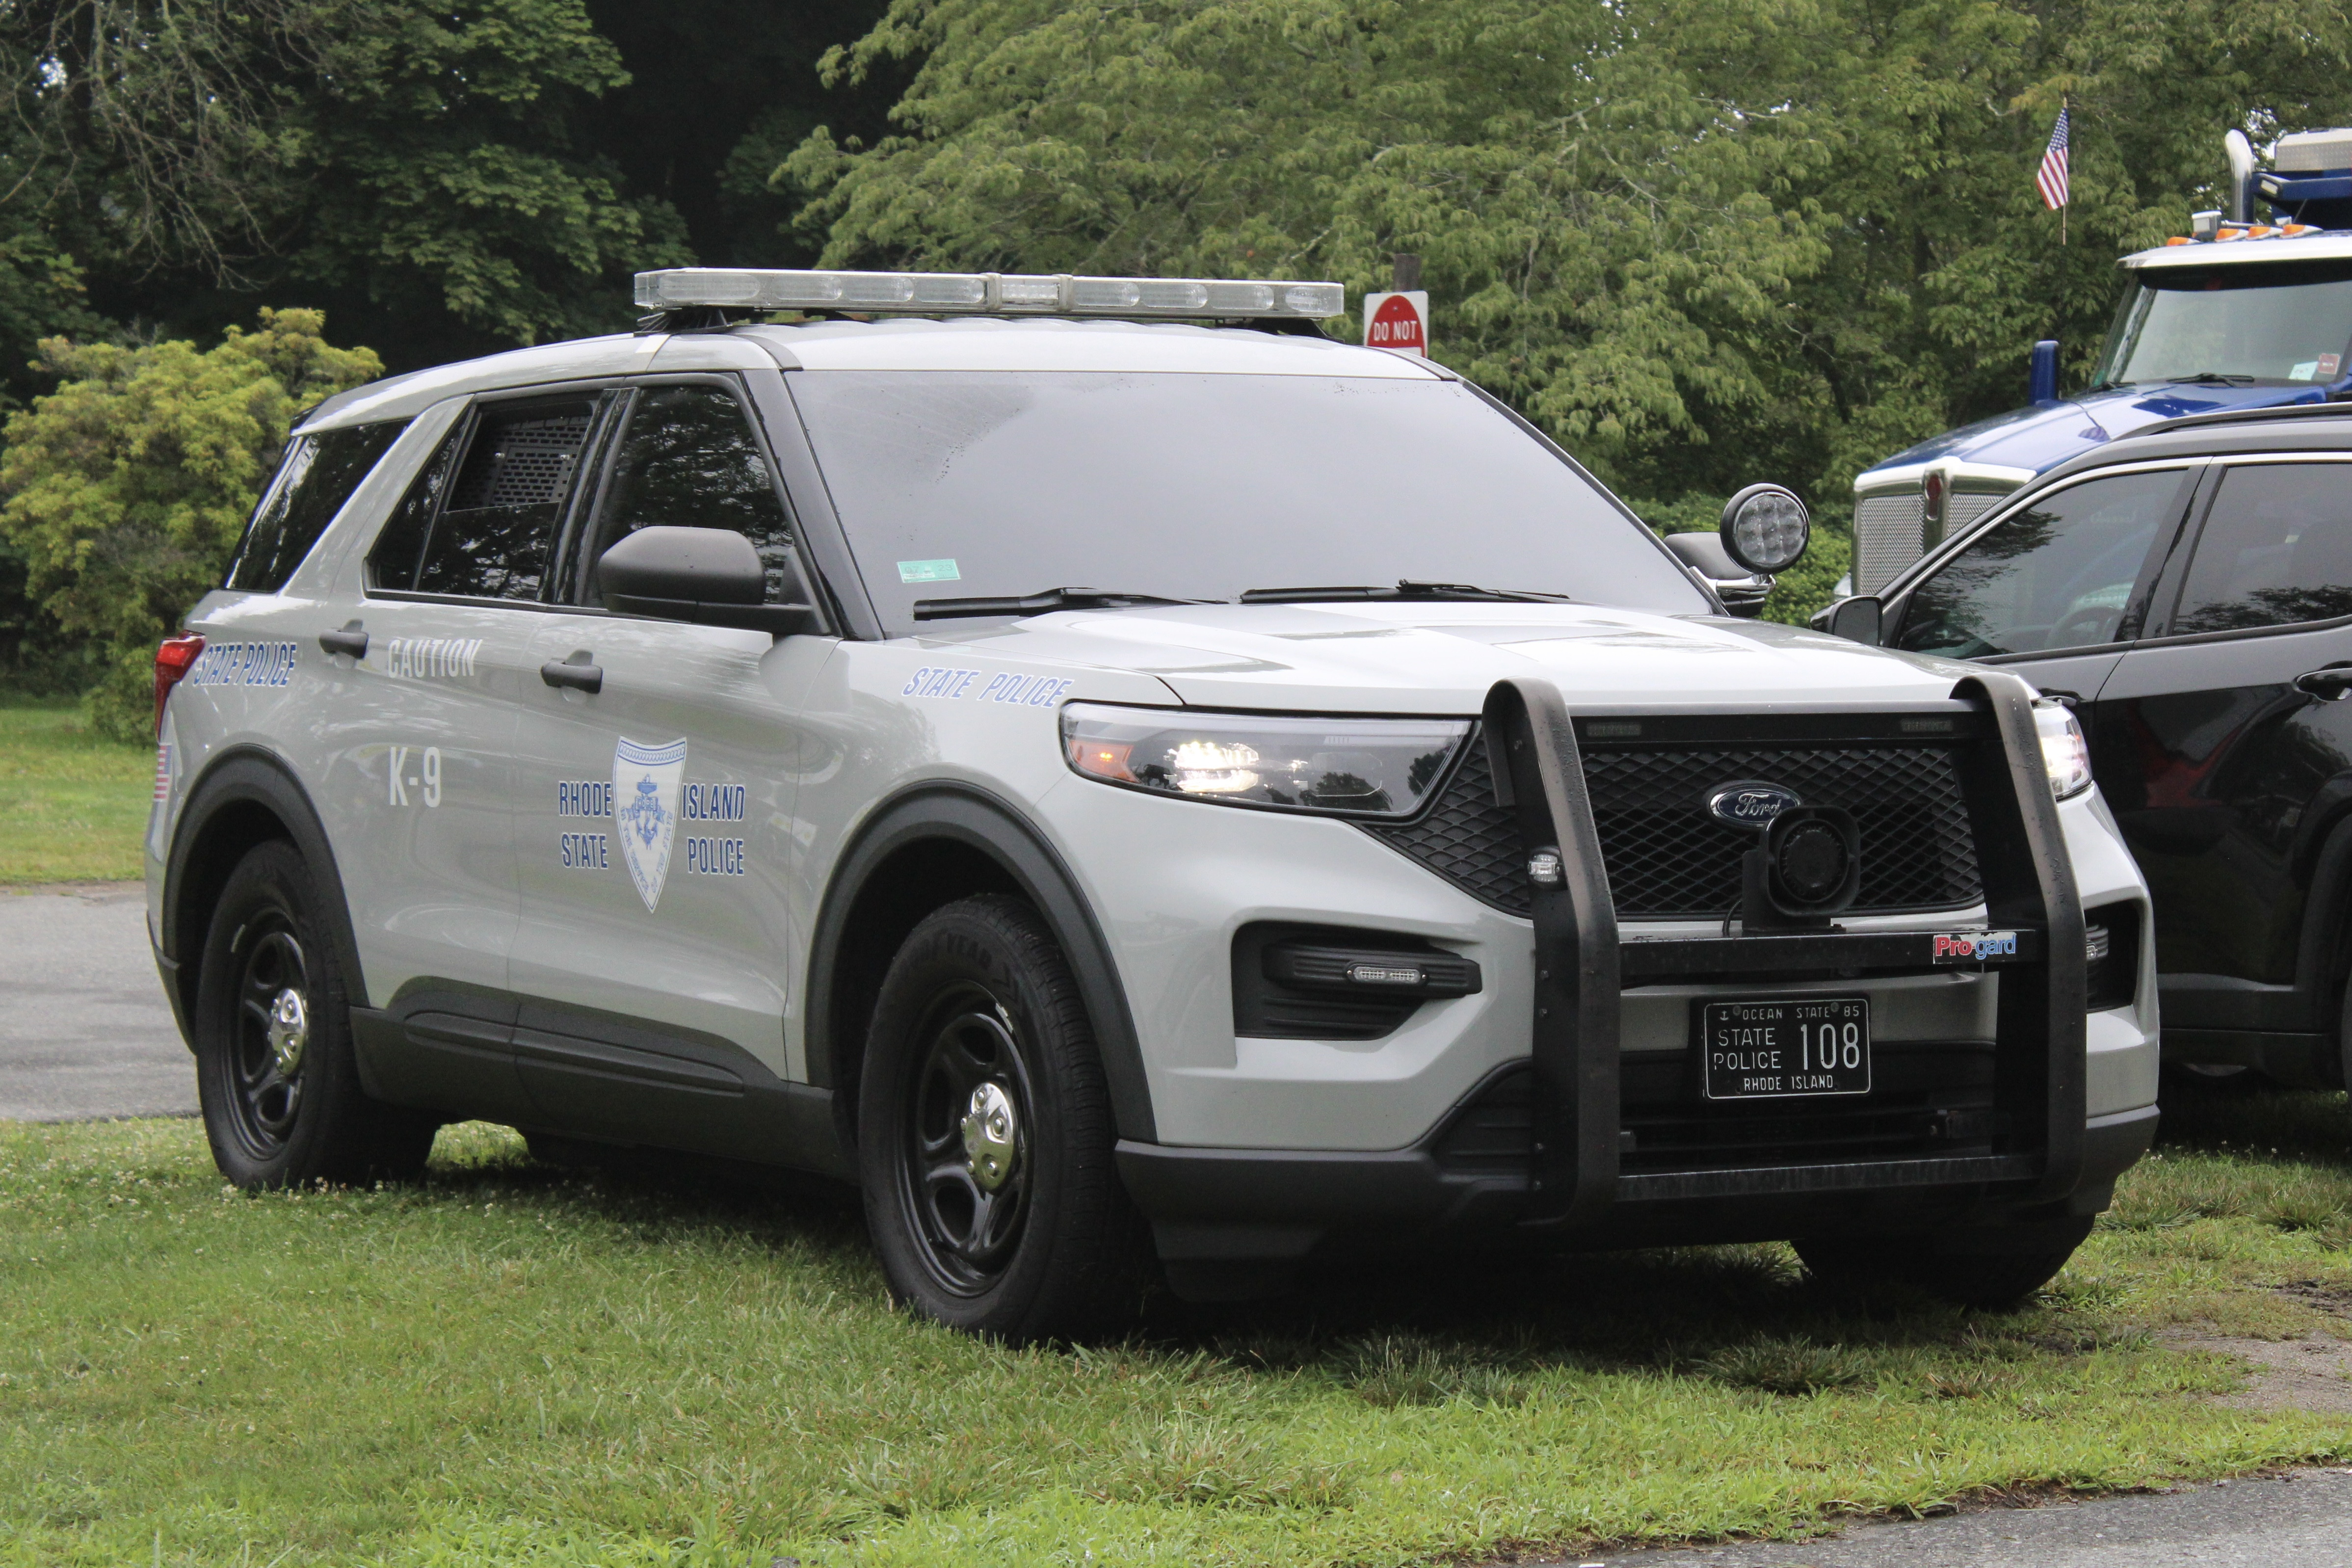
[{"x1": 634, "y1": 268, "x2": 1346, "y2": 320}]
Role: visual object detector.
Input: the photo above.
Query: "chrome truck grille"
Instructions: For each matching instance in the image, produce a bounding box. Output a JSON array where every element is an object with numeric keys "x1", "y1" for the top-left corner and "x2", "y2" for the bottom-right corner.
[{"x1": 1851, "y1": 474, "x2": 2023, "y2": 593}]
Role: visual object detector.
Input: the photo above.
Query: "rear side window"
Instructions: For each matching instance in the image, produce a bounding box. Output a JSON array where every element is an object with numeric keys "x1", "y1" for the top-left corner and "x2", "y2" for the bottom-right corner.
[
  {"x1": 1892, "y1": 469, "x2": 2186, "y2": 659},
  {"x1": 573, "y1": 384, "x2": 802, "y2": 605},
  {"x1": 225, "y1": 420, "x2": 409, "y2": 591},
  {"x1": 2171, "y1": 462, "x2": 2352, "y2": 634},
  {"x1": 367, "y1": 396, "x2": 598, "y2": 599}
]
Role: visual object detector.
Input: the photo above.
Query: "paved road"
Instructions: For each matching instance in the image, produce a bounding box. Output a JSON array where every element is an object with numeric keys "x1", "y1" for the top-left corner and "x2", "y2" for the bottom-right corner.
[
  {"x1": 0, "y1": 882, "x2": 194, "y2": 1121},
  {"x1": 1563, "y1": 1469, "x2": 2352, "y2": 1566}
]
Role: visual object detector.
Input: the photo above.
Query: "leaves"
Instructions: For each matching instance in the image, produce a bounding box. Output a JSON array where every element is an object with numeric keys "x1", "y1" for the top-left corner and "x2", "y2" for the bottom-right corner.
[{"x1": 0, "y1": 308, "x2": 379, "y2": 737}]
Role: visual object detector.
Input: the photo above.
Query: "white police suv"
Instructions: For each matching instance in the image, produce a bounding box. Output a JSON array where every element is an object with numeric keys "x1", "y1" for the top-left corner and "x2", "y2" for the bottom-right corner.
[{"x1": 147, "y1": 268, "x2": 2159, "y2": 1339}]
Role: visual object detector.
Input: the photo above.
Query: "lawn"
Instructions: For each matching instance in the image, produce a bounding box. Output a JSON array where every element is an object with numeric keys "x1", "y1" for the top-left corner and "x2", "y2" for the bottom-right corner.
[
  {"x1": 0, "y1": 698, "x2": 151, "y2": 884},
  {"x1": 6, "y1": 1091, "x2": 2352, "y2": 1567}
]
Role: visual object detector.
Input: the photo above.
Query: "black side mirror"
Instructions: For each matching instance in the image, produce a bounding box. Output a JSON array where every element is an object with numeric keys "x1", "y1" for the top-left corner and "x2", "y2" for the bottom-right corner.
[
  {"x1": 1823, "y1": 595, "x2": 1882, "y2": 646},
  {"x1": 597, "y1": 526, "x2": 819, "y2": 637},
  {"x1": 1720, "y1": 484, "x2": 1811, "y2": 575}
]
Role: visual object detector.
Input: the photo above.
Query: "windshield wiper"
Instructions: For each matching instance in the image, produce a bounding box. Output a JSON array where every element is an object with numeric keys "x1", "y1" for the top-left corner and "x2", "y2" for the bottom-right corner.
[
  {"x1": 1238, "y1": 580, "x2": 1573, "y2": 605},
  {"x1": 911, "y1": 586, "x2": 1219, "y2": 621},
  {"x1": 2164, "y1": 372, "x2": 2258, "y2": 385}
]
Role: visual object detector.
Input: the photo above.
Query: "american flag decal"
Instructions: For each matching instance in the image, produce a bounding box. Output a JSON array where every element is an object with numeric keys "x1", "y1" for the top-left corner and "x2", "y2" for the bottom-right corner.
[
  {"x1": 2037, "y1": 107, "x2": 2071, "y2": 210},
  {"x1": 153, "y1": 743, "x2": 171, "y2": 802}
]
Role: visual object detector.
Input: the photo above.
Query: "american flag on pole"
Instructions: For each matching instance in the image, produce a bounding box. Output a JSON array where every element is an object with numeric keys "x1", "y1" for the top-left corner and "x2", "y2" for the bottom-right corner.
[{"x1": 2037, "y1": 106, "x2": 2071, "y2": 210}]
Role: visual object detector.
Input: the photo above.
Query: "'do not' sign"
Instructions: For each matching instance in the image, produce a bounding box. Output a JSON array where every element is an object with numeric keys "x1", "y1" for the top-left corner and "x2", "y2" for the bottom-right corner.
[{"x1": 1362, "y1": 290, "x2": 1428, "y2": 356}]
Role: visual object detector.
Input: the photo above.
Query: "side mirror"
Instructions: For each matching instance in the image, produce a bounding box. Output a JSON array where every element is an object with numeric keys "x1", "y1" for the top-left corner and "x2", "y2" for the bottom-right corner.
[
  {"x1": 597, "y1": 525, "x2": 819, "y2": 637},
  {"x1": 1823, "y1": 595, "x2": 1883, "y2": 646},
  {"x1": 1719, "y1": 484, "x2": 1810, "y2": 575},
  {"x1": 1662, "y1": 530, "x2": 1772, "y2": 618}
]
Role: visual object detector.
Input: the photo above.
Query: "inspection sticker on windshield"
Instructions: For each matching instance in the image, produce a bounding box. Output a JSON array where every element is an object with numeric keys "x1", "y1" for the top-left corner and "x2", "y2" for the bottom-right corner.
[{"x1": 899, "y1": 558, "x2": 961, "y2": 584}]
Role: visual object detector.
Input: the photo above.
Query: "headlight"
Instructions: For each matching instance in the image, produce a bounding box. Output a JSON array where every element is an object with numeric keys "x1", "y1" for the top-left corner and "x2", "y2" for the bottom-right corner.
[
  {"x1": 2034, "y1": 700, "x2": 2092, "y2": 799},
  {"x1": 1061, "y1": 703, "x2": 1471, "y2": 818}
]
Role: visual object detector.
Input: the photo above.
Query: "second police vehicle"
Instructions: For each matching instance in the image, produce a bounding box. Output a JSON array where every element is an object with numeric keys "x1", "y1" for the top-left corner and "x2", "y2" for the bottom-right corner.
[{"x1": 149, "y1": 267, "x2": 2157, "y2": 1339}]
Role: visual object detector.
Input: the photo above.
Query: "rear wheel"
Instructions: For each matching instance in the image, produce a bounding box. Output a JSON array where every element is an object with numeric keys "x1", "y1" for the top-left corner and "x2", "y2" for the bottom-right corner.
[
  {"x1": 193, "y1": 840, "x2": 436, "y2": 1188},
  {"x1": 1795, "y1": 1213, "x2": 2093, "y2": 1309},
  {"x1": 858, "y1": 894, "x2": 1139, "y2": 1341}
]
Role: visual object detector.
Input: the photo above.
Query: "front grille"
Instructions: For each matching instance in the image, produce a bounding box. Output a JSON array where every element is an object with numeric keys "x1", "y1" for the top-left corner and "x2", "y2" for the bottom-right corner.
[
  {"x1": 1368, "y1": 737, "x2": 1532, "y2": 915},
  {"x1": 1582, "y1": 743, "x2": 1980, "y2": 918},
  {"x1": 1369, "y1": 725, "x2": 1982, "y2": 920},
  {"x1": 1853, "y1": 487, "x2": 1924, "y2": 593}
]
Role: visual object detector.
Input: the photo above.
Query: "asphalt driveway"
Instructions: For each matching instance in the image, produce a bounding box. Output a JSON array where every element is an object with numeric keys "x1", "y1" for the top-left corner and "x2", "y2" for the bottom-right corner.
[{"x1": 0, "y1": 882, "x2": 193, "y2": 1121}]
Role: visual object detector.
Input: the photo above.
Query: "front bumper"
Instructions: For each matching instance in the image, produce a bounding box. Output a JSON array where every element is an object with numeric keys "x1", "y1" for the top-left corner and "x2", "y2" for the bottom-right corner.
[{"x1": 1101, "y1": 671, "x2": 2154, "y2": 1279}]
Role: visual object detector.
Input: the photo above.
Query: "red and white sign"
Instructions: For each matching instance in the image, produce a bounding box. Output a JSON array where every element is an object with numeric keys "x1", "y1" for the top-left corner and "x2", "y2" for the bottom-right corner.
[{"x1": 1362, "y1": 290, "x2": 1428, "y2": 355}]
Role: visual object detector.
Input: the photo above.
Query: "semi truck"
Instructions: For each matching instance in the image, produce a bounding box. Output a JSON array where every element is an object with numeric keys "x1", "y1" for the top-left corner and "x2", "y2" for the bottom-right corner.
[{"x1": 1851, "y1": 127, "x2": 2352, "y2": 592}]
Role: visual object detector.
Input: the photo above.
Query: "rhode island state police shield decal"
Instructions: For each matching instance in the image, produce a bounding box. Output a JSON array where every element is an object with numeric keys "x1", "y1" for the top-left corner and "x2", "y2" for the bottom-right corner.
[{"x1": 613, "y1": 737, "x2": 687, "y2": 912}]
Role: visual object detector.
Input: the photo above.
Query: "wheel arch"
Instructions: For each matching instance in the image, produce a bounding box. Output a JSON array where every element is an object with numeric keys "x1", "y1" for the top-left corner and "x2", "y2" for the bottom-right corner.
[
  {"x1": 162, "y1": 747, "x2": 369, "y2": 1041},
  {"x1": 805, "y1": 782, "x2": 1156, "y2": 1151}
]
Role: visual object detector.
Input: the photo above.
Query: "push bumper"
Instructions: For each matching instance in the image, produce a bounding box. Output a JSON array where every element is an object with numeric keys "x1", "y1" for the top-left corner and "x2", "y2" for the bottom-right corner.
[{"x1": 1118, "y1": 671, "x2": 2140, "y2": 1293}]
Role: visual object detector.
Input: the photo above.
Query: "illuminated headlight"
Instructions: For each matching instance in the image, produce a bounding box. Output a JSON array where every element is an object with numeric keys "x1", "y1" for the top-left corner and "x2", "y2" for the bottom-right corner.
[
  {"x1": 1061, "y1": 703, "x2": 1471, "y2": 818},
  {"x1": 2034, "y1": 700, "x2": 2093, "y2": 799}
]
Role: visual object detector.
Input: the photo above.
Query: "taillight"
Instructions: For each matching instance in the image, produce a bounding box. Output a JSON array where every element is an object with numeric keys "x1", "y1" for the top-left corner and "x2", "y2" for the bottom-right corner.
[{"x1": 154, "y1": 634, "x2": 205, "y2": 736}]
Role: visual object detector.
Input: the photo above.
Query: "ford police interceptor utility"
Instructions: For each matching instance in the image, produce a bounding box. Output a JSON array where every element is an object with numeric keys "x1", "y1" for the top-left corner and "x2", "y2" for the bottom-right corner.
[{"x1": 147, "y1": 267, "x2": 2159, "y2": 1340}]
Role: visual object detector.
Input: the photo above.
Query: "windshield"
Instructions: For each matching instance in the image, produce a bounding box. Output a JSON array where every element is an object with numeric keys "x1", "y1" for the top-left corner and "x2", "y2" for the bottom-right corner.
[
  {"x1": 2094, "y1": 262, "x2": 2352, "y2": 388},
  {"x1": 785, "y1": 371, "x2": 1709, "y2": 635}
]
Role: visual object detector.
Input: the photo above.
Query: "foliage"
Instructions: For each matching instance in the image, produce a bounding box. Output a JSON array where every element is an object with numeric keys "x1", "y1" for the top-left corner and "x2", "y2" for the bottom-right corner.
[
  {"x1": 1, "y1": 1109, "x2": 2350, "y2": 1563},
  {"x1": 784, "y1": 0, "x2": 2352, "y2": 520},
  {"x1": 0, "y1": 309, "x2": 379, "y2": 739}
]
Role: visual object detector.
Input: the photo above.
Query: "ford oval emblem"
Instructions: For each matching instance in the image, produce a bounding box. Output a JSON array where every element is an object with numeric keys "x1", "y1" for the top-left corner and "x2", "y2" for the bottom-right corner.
[{"x1": 1705, "y1": 780, "x2": 1801, "y2": 829}]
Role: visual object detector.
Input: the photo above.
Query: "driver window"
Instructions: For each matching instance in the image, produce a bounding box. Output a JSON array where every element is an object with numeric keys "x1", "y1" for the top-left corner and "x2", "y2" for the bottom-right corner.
[
  {"x1": 2169, "y1": 463, "x2": 2352, "y2": 634},
  {"x1": 574, "y1": 383, "x2": 803, "y2": 606},
  {"x1": 1891, "y1": 468, "x2": 2185, "y2": 659}
]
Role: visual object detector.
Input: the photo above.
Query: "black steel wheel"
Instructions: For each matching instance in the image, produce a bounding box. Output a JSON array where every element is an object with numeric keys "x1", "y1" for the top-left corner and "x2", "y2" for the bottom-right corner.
[
  {"x1": 194, "y1": 840, "x2": 436, "y2": 1188},
  {"x1": 859, "y1": 894, "x2": 1140, "y2": 1340},
  {"x1": 901, "y1": 985, "x2": 1038, "y2": 1296},
  {"x1": 218, "y1": 913, "x2": 313, "y2": 1161}
]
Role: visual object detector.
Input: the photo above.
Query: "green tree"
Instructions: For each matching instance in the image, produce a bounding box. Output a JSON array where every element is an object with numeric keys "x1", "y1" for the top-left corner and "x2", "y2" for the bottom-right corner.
[{"x1": 0, "y1": 308, "x2": 380, "y2": 739}]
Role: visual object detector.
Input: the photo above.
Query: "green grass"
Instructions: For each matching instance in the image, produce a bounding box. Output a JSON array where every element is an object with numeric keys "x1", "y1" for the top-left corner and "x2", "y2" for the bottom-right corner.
[
  {"x1": 0, "y1": 697, "x2": 151, "y2": 884},
  {"x1": 8, "y1": 1094, "x2": 2352, "y2": 1567}
]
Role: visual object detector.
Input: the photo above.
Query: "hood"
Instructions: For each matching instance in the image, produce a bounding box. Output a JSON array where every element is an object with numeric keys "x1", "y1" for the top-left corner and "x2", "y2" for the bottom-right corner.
[
  {"x1": 1861, "y1": 380, "x2": 2330, "y2": 479},
  {"x1": 924, "y1": 601, "x2": 1976, "y2": 714}
]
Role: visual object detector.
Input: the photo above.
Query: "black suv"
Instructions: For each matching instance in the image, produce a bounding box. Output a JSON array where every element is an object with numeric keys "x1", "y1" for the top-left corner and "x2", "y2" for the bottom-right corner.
[{"x1": 1821, "y1": 405, "x2": 2352, "y2": 1089}]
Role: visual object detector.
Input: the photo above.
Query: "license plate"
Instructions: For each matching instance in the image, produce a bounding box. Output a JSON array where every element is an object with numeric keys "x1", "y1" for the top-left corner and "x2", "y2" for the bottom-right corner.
[{"x1": 1699, "y1": 996, "x2": 1871, "y2": 1100}]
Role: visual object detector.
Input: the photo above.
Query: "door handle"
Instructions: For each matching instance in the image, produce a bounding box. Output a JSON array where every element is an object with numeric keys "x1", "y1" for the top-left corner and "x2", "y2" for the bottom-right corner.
[
  {"x1": 541, "y1": 650, "x2": 603, "y2": 694},
  {"x1": 2295, "y1": 666, "x2": 2352, "y2": 700},
  {"x1": 319, "y1": 620, "x2": 368, "y2": 659}
]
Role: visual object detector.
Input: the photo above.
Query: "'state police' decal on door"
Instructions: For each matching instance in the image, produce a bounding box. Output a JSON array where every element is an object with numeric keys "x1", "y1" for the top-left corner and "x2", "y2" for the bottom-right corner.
[{"x1": 615, "y1": 738, "x2": 686, "y2": 912}]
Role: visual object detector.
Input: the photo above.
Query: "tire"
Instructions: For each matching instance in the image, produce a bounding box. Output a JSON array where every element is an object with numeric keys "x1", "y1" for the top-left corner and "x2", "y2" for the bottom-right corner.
[
  {"x1": 857, "y1": 894, "x2": 1140, "y2": 1341},
  {"x1": 1794, "y1": 1213, "x2": 2094, "y2": 1309},
  {"x1": 193, "y1": 840, "x2": 437, "y2": 1188}
]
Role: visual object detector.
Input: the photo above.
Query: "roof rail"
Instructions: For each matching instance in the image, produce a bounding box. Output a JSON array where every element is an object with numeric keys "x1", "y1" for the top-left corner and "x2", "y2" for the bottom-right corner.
[
  {"x1": 633, "y1": 268, "x2": 1347, "y2": 327},
  {"x1": 2128, "y1": 399, "x2": 2352, "y2": 439}
]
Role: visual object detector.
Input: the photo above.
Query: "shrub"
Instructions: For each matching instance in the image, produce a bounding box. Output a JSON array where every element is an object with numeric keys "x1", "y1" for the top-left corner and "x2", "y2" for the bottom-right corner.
[{"x1": 0, "y1": 309, "x2": 380, "y2": 740}]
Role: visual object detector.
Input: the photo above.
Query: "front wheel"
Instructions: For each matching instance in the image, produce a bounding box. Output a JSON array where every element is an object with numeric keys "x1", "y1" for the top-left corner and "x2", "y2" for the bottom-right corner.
[
  {"x1": 1794, "y1": 1213, "x2": 2093, "y2": 1309},
  {"x1": 193, "y1": 840, "x2": 436, "y2": 1188},
  {"x1": 858, "y1": 894, "x2": 1139, "y2": 1341}
]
